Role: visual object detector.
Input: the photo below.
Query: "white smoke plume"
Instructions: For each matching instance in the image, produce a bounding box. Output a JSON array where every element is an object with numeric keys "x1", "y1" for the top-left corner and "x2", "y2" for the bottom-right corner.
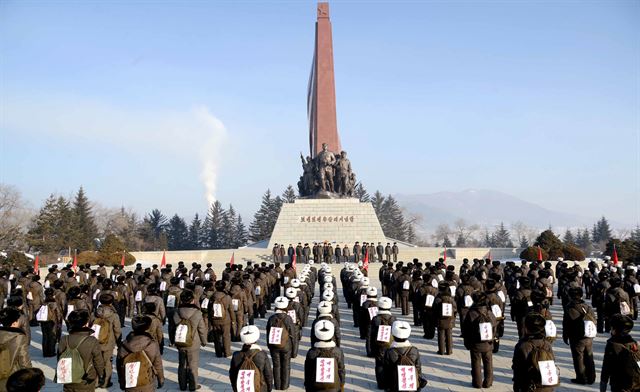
[{"x1": 194, "y1": 106, "x2": 229, "y2": 206}]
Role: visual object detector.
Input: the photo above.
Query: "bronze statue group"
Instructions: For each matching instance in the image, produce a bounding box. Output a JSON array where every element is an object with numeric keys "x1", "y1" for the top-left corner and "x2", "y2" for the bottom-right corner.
[{"x1": 0, "y1": 253, "x2": 639, "y2": 391}]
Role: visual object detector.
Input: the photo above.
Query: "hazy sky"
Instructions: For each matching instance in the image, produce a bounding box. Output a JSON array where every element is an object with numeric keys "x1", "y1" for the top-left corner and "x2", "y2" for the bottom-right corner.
[{"x1": 1, "y1": 1, "x2": 638, "y2": 226}]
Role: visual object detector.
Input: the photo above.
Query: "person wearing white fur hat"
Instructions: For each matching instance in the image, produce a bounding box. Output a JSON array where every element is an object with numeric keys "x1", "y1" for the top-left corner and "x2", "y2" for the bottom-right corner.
[
  {"x1": 266, "y1": 296, "x2": 297, "y2": 390},
  {"x1": 319, "y1": 292, "x2": 341, "y2": 323},
  {"x1": 304, "y1": 320, "x2": 345, "y2": 391},
  {"x1": 229, "y1": 325, "x2": 274, "y2": 392},
  {"x1": 369, "y1": 297, "x2": 397, "y2": 387},
  {"x1": 284, "y1": 287, "x2": 304, "y2": 358},
  {"x1": 311, "y1": 301, "x2": 341, "y2": 347},
  {"x1": 382, "y1": 321, "x2": 426, "y2": 391},
  {"x1": 359, "y1": 286, "x2": 379, "y2": 340},
  {"x1": 352, "y1": 277, "x2": 370, "y2": 328}
]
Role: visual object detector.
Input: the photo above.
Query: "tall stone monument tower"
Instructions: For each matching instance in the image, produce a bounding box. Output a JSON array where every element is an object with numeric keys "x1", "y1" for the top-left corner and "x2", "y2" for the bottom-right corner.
[{"x1": 268, "y1": 2, "x2": 386, "y2": 249}]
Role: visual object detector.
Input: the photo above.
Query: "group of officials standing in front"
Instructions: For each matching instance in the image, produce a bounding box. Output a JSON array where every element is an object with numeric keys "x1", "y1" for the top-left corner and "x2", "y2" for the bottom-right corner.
[
  {"x1": 0, "y1": 250, "x2": 639, "y2": 392},
  {"x1": 272, "y1": 241, "x2": 399, "y2": 265}
]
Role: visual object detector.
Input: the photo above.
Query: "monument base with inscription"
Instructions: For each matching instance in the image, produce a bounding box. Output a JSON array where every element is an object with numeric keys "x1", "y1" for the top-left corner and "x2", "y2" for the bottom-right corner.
[{"x1": 267, "y1": 198, "x2": 386, "y2": 249}]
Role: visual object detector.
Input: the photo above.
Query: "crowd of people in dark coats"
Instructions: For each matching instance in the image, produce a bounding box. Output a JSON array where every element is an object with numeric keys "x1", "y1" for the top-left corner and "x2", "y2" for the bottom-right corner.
[{"x1": 0, "y1": 252, "x2": 639, "y2": 392}]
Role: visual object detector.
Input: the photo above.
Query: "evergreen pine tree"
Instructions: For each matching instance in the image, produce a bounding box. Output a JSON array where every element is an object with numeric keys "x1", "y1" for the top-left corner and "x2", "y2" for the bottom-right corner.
[
  {"x1": 631, "y1": 225, "x2": 640, "y2": 242},
  {"x1": 235, "y1": 215, "x2": 248, "y2": 247},
  {"x1": 204, "y1": 201, "x2": 225, "y2": 249},
  {"x1": 596, "y1": 216, "x2": 612, "y2": 242},
  {"x1": 591, "y1": 223, "x2": 600, "y2": 243},
  {"x1": 188, "y1": 214, "x2": 203, "y2": 250},
  {"x1": 167, "y1": 214, "x2": 189, "y2": 250},
  {"x1": 55, "y1": 196, "x2": 75, "y2": 252},
  {"x1": 220, "y1": 205, "x2": 238, "y2": 248},
  {"x1": 282, "y1": 185, "x2": 297, "y2": 203},
  {"x1": 492, "y1": 222, "x2": 513, "y2": 247},
  {"x1": 140, "y1": 209, "x2": 168, "y2": 250},
  {"x1": 519, "y1": 235, "x2": 529, "y2": 248},
  {"x1": 380, "y1": 196, "x2": 406, "y2": 240},
  {"x1": 72, "y1": 187, "x2": 98, "y2": 251},
  {"x1": 28, "y1": 194, "x2": 59, "y2": 253},
  {"x1": 442, "y1": 234, "x2": 452, "y2": 247},
  {"x1": 371, "y1": 191, "x2": 385, "y2": 217},
  {"x1": 563, "y1": 229, "x2": 576, "y2": 245},
  {"x1": 249, "y1": 190, "x2": 274, "y2": 242},
  {"x1": 354, "y1": 183, "x2": 370, "y2": 203},
  {"x1": 406, "y1": 224, "x2": 416, "y2": 244}
]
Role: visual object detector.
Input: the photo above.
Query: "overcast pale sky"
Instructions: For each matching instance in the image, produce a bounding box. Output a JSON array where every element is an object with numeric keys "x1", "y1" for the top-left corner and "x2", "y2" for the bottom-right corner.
[{"x1": 1, "y1": 1, "x2": 638, "y2": 225}]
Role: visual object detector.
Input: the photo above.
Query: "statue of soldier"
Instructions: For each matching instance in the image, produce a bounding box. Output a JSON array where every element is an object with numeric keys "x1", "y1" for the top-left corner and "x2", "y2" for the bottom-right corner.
[
  {"x1": 300, "y1": 153, "x2": 316, "y2": 195},
  {"x1": 335, "y1": 151, "x2": 352, "y2": 195},
  {"x1": 316, "y1": 143, "x2": 336, "y2": 193}
]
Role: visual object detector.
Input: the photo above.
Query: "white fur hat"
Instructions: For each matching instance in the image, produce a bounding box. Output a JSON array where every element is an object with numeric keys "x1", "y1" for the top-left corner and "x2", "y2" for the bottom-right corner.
[
  {"x1": 352, "y1": 276, "x2": 362, "y2": 283},
  {"x1": 275, "y1": 296, "x2": 289, "y2": 309},
  {"x1": 557, "y1": 257, "x2": 564, "y2": 262},
  {"x1": 323, "y1": 282, "x2": 334, "y2": 291},
  {"x1": 378, "y1": 297, "x2": 392, "y2": 310},
  {"x1": 322, "y1": 290, "x2": 335, "y2": 302},
  {"x1": 314, "y1": 320, "x2": 335, "y2": 341},
  {"x1": 392, "y1": 320, "x2": 411, "y2": 339},
  {"x1": 308, "y1": 259, "x2": 315, "y2": 264},
  {"x1": 362, "y1": 277, "x2": 370, "y2": 286},
  {"x1": 285, "y1": 287, "x2": 297, "y2": 299},
  {"x1": 323, "y1": 275, "x2": 333, "y2": 283},
  {"x1": 240, "y1": 325, "x2": 260, "y2": 344},
  {"x1": 290, "y1": 279, "x2": 301, "y2": 288},
  {"x1": 318, "y1": 301, "x2": 332, "y2": 314},
  {"x1": 366, "y1": 287, "x2": 378, "y2": 298}
]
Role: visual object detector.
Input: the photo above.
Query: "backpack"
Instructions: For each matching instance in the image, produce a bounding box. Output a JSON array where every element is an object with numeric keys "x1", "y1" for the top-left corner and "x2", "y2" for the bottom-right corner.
[
  {"x1": 609, "y1": 289, "x2": 632, "y2": 316},
  {"x1": 57, "y1": 336, "x2": 89, "y2": 384},
  {"x1": 615, "y1": 341, "x2": 640, "y2": 389},
  {"x1": 268, "y1": 316, "x2": 289, "y2": 350},
  {"x1": 122, "y1": 346, "x2": 155, "y2": 388},
  {"x1": 396, "y1": 347, "x2": 418, "y2": 391},
  {"x1": 312, "y1": 348, "x2": 340, "y2": 390},
  {"x1": 236, "y1": 350, "x2": 263, "y2": 392},
  {"x1": 36, "y1": 304, "x2": 53, "y2": 322},
  {"x1": 92, "y1": 317, "x2": 111, "y2": 345},
  {"x1": 375, "y1": 315, "x2": 395, "y2": 347},
  {"x1": 475, "y1": 311, "x2": 493, "y2": 342},
  {"x1": 211, "y1": 296, "x2": 225, "y2": 321},
  {"x1": 440, "y1": 297, "x2": 453, "y2": 318},
  {"x1": 576, "y1": 305, "x2": 597, "y2": 339},
  {"x1": 527, "y1": 340, "x2": 559, "y2": 387},
  {"x1": 175, "y1": 318, "x2": 193, "y2": 348},
  {"x1": 0, "y1": 337, "x2": 17, "y2": 379}
]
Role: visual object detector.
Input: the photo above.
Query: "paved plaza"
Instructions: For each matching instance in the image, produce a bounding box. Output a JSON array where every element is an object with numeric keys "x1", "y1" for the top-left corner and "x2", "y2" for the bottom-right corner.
[{"x1": 32, "y1": 263, "x2": 614, "y2": 391}]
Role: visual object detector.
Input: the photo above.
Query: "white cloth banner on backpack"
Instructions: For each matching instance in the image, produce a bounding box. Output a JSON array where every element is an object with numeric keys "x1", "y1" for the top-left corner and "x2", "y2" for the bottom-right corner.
[
  {"x1": 538, "y1": 360, "x2": 558, "y2": 386},
  {"x1": 368, "y1": 306, "x2": 379, "y2": 320},
  {"x1": 283, "y1": 277, "x2": 289, "y2": 284},
  {"x1": 437, "y1": 275, "x2": 443, "y2": 282},
  {"x1": 175, "y1": 324, "x2": 189, "y2": 343},
  {"x1": 360, "y1": 294, "x2": 367, "y2": 306},
  {"x1": 236, "y1": 369, "x2": 255, "y2": 392},
  {"x1": 27, "y1": 291, "x2": 33, "y2": 300},
  {"x1": 76, "y1": 276, "x2": 80, "y2": 283},
  {"x1": 479, "y1": 322, "x2": 493, "y2": 341},
  {"x1": 584, "y1": 320, "x2": 597, "y2": 338},
  {"x1": 125, "y1": 361, "x2": 141, "y2": 388},
  {"x1": 159, "y1": 281, "x2": 167, "y2": 291},
  {"x1": 545, "y1": 320, "x2": 557, "y2": 337},
  {"x1": 93, "y1": 289, "x2": 101, "y2": 300},
  {"x1": 212, "y1": 303, "x2": 223, "y2": 318},
  {"x1": 44, "y1": 280, "x2": 50, "y2": 289},
  {"x1": 166, "y1": 295, "x2": 176, "y2": 308},
  {"x1": 431, "y1": 279, "x2": 438, "y2": 288},
  {"x1": 268, "y1": 327, "x2": 283, "y2": 345},
  {"x1": 56, "y1": 358, "x2": 73, "y2": 384},
  {"x1": 179, "y1": 280, "x2": 185, "y2": 289},
  {"x1": 491, "y1": 304, "x2": 502, "y2": 319},
  {"x1": 255, "y1": 287, "x2": 261, "y2": 296},
  {"x1": 621, "y1": 301, "x2": 632, "y2": 316},
  {"x1": 201, "y1": 298, "x2": 209, "y2": 309},
  {"x1": 135, "y1": 291, "x2": 142, "y2": 302},
  {"x1": 442, "y1": 303, "x2": 453, "y2": 317},
  {"x1": 36, "y1": 305, "x2": 49, "y2": 322},
  {"x1": 397, "y1": 365, "x2": 417, "y2": 391},
  {"x1": 449, "y1": 286, "x2": 456, "y2": 297},
  {"x1": 91, "y1": 324, "x2": 101, "y2": 340},
  {"x1": 403, "y1": 281, "x2": 410, "y2": 290},
  {"x1": 377, "y1": 325, "x2": 391, "y2": 342},
  {"x1": 425, "y1": 295, "x2": 435, "y2": 307},
  {"x1": 287, "y1": 310, "x2": 297, "y2": 324},
  {"x1": 315, "y1": 357, "x2": 335, "y2": 383},
  {"x1": 527, "y1": 301, "x2": 533, "y2": 308},
  {"x1": 546, "y1": 287, "x2": 553, "y2": 298},
  {"x1": 497, "y1": 291, "x2": 506, "y2": 303},
  {"x1": 205, "y1": 273, "x2": 211, "y2": 281},
  {"x1": 232, "y1": 299, "x2": 239, "y2": 311},
  {"x1": 66, "y1": 304, "x2": 75, "y2": 318},
  {"x1": 464, "y1": 295, "x2": 473, "y2": 308}
]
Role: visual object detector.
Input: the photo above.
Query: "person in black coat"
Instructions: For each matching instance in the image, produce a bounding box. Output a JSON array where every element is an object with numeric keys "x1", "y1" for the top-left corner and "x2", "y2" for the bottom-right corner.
[
  {"x1": 382, "y1": 321, "x2": 426, "y2": 392},
  {"x1": 369, "y1": 297, "x2": 396, "y2": 388},
  {"x1": 304, "y1": 320, "x2": 345, "y2": 392},
  {"x1": 600, "y1": 314, "x2": 640, "y2": 392},
  {"x1": 266, "y1": 297, "x2": 297, "y2": 390},
  {"x1": 562, "y1": 287, "x2": 596, "y2": 385},
  {"x1": 462, "y1": 292, "x2": 497, "y2": 388},
  {"x1": 229, "y1": 325, "x2": 274, "y2": 392},
  {"x1": 512, "y1": 313, "x2": 557, "y2": 392}
]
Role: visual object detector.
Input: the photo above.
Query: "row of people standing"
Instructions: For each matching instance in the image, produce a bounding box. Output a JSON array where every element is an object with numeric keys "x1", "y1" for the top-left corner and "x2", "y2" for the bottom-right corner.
[{"x1": 272, "y1": 242, "x2": 400, "y2": 264}]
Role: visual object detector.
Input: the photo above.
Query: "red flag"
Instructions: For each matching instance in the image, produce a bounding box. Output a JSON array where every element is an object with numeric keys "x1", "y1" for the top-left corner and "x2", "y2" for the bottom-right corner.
[
  {"x1": 292, "y1": 252, "x2": 297, "y2": 271},
  {"x1": 613, "y1": 244, "x2": 619, "y2": 265},
  {"x1": 537, "y1": 246, "x2": 543, "y2": 262},
  {"x1": 443, "y1": 247, "x2": 447, "y2": 263},
  {"x1": 72, "y1": 254, "x2": 78, "y2": 272},
  {"x1": 34, "y1": 255, "x2": 40, "y2": 275},
  {"x1": 121, "y1": 251, "x2": 126, "y2": 267},
  {"x1": 229, "y1": 252, "x2": 235, "y2": 266},
  {"x1": 488, "y1": 249, "x2": 492, "y2": 261},
  {"x1": 363, "y1": 249, "x2": 369, "y2": 271},
  {"x1": 160, "y1": 250, "x2": 166, "y2": 268}
]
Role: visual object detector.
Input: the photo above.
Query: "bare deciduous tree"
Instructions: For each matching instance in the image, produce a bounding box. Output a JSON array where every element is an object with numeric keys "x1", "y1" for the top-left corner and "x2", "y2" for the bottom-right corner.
[{"x1": 0, "y1": 184, "x2": 32, "y2": 250}]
